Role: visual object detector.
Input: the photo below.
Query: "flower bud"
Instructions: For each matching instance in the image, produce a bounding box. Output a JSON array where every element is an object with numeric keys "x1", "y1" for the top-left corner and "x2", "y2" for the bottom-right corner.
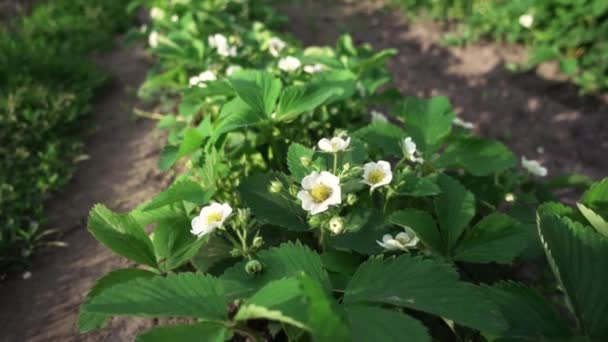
[
  {"x1": 269, "y1": 180, "x2": 283, "y2": 193},
  {"x1": 308, "y1": 215, "x2": 323, "y2": 228},
  {"x1": 329, "y1": 216, "x2": 345, "y2": 235},
  {"x1": 342, "y1": 162, "x2": 351, "y2": 171},
  {"x1": 252, "y1": 236, "x2": 264, "y2": 248},
  {"x1": 230, "y1": 248, "x2": 241, "y2": 257},
  {"x1": 300, "y1": 156, "x2": 311, "y2": 166},
  {"x1": 245, "y1": 259, "x2": 264, "y2": 275},
  {"x1": 346, "y1": 193, "x2": 358, "y2": 206}
]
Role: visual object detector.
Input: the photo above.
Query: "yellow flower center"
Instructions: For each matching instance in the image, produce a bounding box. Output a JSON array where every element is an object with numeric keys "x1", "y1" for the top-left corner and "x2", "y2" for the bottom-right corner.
[
  {"x1": 310, "y1": 184, "x2": 333, "y2": 203},
  {"x1": 206, "y1": 211, "x2": 223, "y2": 224},
  {"x1": 367, "y1": 170, "x2": 385, "y2": 184}
]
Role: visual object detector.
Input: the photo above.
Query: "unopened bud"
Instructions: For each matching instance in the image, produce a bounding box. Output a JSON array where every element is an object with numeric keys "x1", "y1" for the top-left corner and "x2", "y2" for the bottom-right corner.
[
  {"x1": 346, "y1": 194, "x2": 358, "y2": 206},
  {"x1": 329, "y1": 216, "x2": 345, "y2": 235},
  {"x1": 252, "y1": 236, "x2": 264, "y2": 248},
  {"x1": 300, "y1": 156, "x2": 311, "y2": 166},
  {"x1": 505, "y1": 193, "x2": 516, "y2": 203},
  {"x1": 342, "y1": 162, "x2": 351, "y2": 171},
  {"x1": 245, "y1": 260, "x2": 264, "y2": 275},
  {"x1": 269, "y1": 180, "x2": 283, "y2": 193},
  {"x1": 308, "y1": 215, "x2": 323, "y2": 228}
]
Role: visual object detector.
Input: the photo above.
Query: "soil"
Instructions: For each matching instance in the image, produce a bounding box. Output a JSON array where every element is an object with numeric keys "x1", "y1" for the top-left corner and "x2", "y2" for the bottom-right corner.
[
  {"x1": 1, "y1": 0, "x2": 607, "y2": 341},
  {"x1": 278, "y1": 0, "x2": 608, "y2": 179},
  {"x1": 0, "y1": 41, "x2": 172, "y2": 341}
]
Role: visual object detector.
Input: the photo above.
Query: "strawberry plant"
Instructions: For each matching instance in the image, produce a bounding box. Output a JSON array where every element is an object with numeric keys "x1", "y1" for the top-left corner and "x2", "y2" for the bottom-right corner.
[{"x1": 77, "y1": 0, "x2": 608, "y2": 340}]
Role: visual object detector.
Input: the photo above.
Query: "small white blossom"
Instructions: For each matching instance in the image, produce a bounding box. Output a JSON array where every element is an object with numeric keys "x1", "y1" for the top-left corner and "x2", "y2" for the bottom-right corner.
[
  {"x1": 278, "y1": 56, "x2": 301, "y2": 72},
  {"x1": 505, "y1": 193, "x2": 516, "y2": 202},
  {"x1": 377, "y1": 230, "x2": 419, "y2": 251},
  {"x1": 191, "y1": 203, "x2": 232, "y2": 237},
  {"x1": 303, "y1": 63, "x2": 326, "y2": 74},
  {"x1": 170, "y1": 14, "x2": 179, "y2": 22},
  {"x1": 363, "y1": 161, "x2": 393, "y2": 191},
  {"x1": 317, "y1": 136, "x2": 351, "y2": 153},
  {"x1": 150, "y1": 7, "x2": 166, "y2": 20},
  {"x1": 329, "y1": 216, "x2": 345, "y2": 235},
  {"x1": 148, "y1": 31, "x2": 159, "y2": 48},
  {"x1": 521, "y1": 157, "x2": 548, "y2": 177},
  {"x1": 226, "y1": 65, "x2": 242, "y2": 76},
  {"x1": 268, "y1": 37, "x2": 287, "y2": 57},
  {"x1": 189, "y1": 70, "x2": 216, "y2": 88},
  {"x1": 208, "y1": 33, "x2": 237, "y2": 57},
  {"x1": 453, "y1": 117, "x2": 475, "y2": 129},
  {"x1": 519, "y1": 14, "x2": 534, "y2": 28},
  {"x1": 402, "y1": 137, "x2": 424, "y2": 163},
  {"x1": 297, "y1": 171, "x2": 342, "y2": 215},
  {"x1": 22, "y1": 271, "x2": 32, "y2": 280},
  {"x1": 371, "y1": 110, "x2": 388, "y2": 123}
]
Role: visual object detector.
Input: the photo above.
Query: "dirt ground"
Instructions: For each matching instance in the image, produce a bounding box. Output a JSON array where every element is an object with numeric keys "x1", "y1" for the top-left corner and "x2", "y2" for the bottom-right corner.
[
  {"x1": 0, "y1": 41, "x2": 172, "y2": 341},
  {"x1": 1, "y1": 0, "x2": 607, "y2": 341},
  {"x1": 279, "y1": 0, "x2": 607, "y2": 179}
]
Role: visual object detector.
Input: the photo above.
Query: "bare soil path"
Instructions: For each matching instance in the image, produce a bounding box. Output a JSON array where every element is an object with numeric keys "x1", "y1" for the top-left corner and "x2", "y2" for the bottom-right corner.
[
  {"x1": 280, "y1": 0, "x2": 607, "y2": 179},
  {"x1": 0, "y1": 41, "x2": 170, "y2": 341}
]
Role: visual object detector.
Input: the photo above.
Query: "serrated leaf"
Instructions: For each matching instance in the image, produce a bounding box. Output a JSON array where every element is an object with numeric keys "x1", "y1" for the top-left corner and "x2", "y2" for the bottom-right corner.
[
  {"x1": 158, "y1": 145, "x2": 179, "y2": 171},
  {"x1": 395, "y1": 173, "x2": 441, "y2": 197},
  {"x1": 347, "y1": 306, "x2": 430, "y2": 342},
  {"x1": 454, "y1": 213, "x2": 528, "y2": 264},
  {"x1": 390, "y1": 209, "x2": 444, "y2": 256},
  {"x1": 212, "y1": 97, "x2": 263, "y2": 139},
  {"x1": 353, "y1": 122, "x2": 405, "y2": 157},
  {"x1": 176, "y1": 127, "x2": 205, "y2": 160},
  {"x1": 434, "y1": 174, "x2": 476, "y2": 252},
  {"x1": 239, "y1": 172, "x2": 308, "y2": 231},
  {"x1": 78, "y1": 269, "x2": 156, "y2": 332},
  {"x1": 344, "y1": 255, "x2": 506, "y2": 334},
  {"x1": 86, "y1": 273, "x2": 226, "y2": 320},
  {"x1": 330, "y1": 209, "x2": 389, "y2": 255},
  {"x1": 287, "y1": 143, "x2": 322, "y2": 182},
  {"x1": 539, "y1": 214, "x2": 608, "y2": 338},
  {"x1": 308, "y1": 69, "x2": 357, "y2": 104},
  {"x1": 581, "y1": 178, "x2": 608, "y2": 218},
  {"x1": 436, "y1": 137, "x2": 516, "y2": 176},
  {"x1": 577, "y1": 203, "x2": 608, "y2": 238},
  {"x1": 152, "y1": 215, "x2": 205, "y2": 271},
  {"x1": 220, "y1": 242, "x2": 331, "y2": 299},
  {"x1": 229, "y1": 70, "x2": 282, "y2": 116},
  {"x1": 88, "y1": 205, "x2": 157, "y2": 267},
  {"x1": 393, "y1": 96, "x2": 455, "y2": 153},
  {"x1": 143, "y1": 179, "x2": 212, "y2": 211},
  {"x1": 137, "y1": 322, "x2": 230, "y2": 342},
  {"x1": 275, "y1": 84, "x2": 336, "y2": 121},
  {"x1": 485, "y1": 281, "x2": 571, "y2": 340}
]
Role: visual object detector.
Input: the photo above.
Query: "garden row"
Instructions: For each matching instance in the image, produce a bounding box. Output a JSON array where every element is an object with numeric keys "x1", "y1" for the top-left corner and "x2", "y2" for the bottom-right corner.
[
  {"x1": 78, "y1": 0, "x2": 608, "y2": 341},
  {"x1": 391, "y1": 0, "x2": 608, "y2": 93},
  {"x1": 0, "y1": 0, "x2": 132, "y2": 276}
]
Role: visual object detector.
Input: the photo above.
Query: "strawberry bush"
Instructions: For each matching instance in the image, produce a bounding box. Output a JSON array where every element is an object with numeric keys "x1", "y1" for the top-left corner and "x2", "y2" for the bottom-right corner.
[{"x1": 78, "y1": 0, "x2": 608, "y2": 340}]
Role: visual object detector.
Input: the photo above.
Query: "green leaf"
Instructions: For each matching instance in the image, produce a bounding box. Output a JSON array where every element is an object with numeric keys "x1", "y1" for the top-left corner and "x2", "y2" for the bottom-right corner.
[
  {"x1": 390, "y1": 209, "x2": 444, "y2": 256},
  {"x1": 436, "y1": 137, "x2": 516, "y2": 176},
  {"x1": 344, "y1": 255, "x2": 506, "y2": 334},
  {"x1": 287, "y1": 143, "x2": 321, "y2": 182},
  {"x1": 484, "y1": 281, "x2": 571, "y2": 340},
  {"x1": 158, "y1": 145, "x2": 179, "y2": 171},
  {"x1": 143, "y1": 179, "x2": 212, "y2": 211},
  {"x1": 239, "y1": 172, "x2": 308, "y2": 231},
  {"x1": 395, "y1": 173, "x2": 441, "y2": 197},
  {"x1": 152, "y1": 216, "x2": 205, "y2": 271},
  {"x1": 212, "y1": 97, "x2": 263, "y2": 139},
  {"x1": 577, "y1": 203, "x2": 608, "y2": 238},
  {"x1": 137, "y1": 322, "x2": 230, "y2": 342},
  {"x1": 235, "y1": 277, "x2": 309, "y2": 329},
  {"x1": 88, "y1": 205, "x2": 157, "y2": 268},
  {"x1": 86, "y1": 273, "x2": 226, "y2": 320},
  {"x1": 191, "y1": 233, "x2": 236, "y2": 274},
  {"x1": 581, "y1": 178, "x2": 608, "y2": 218},
  {"x1": 434, "y1": 174, "x2": 476, "y2": 252},
  {"x1": 221, "y1": 242, "x2": 331, "y2": 299},
  {"x1": 78, "y1": 269, "x2": 156, "y2": 332},
  {"x1": 347, "y1": 306, "x2": 430, "y2": 342},
  {"x1": 308, "y1": 69, "x2": 357, "y2": 104},
  {"x1": 330, "y1": 209, "x2": 389, "y2": 255},
  {"x1": 559, "y1": 58, "x2": 578, "y2": 76},
  {"x1": 393, "y1": 96, "x2": 455, "y2": 152},
  {"x1": 539, "y1": 214, "x2": 608, "y2": 338},
  {"x1": 353, "y1": 122, "x2": 405, "y2": 157},
  {"x1": 175, "y1": 127, "x2": 205, "y2": 160},
  {"x1": 453, "y1": 213, "x2": 528, "y2": 264},
  {"x1": 229, "y1": 70, "x2": 282, "y2": 116},
  {"x1": 275, "y1": 84, "x2": 336, "y2": 121}
]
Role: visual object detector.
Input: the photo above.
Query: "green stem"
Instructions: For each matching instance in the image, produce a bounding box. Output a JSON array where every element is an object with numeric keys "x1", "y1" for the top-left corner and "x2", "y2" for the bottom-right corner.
[
  {"x1": 383, "y1": 188, "x2": 394, "y2": 213},
  {"x1": 332, "y1": 153, "x2": 338, "y2": 174},
  {"x1": 318, "y1": 228, "x2": 327, "y2": 252}
]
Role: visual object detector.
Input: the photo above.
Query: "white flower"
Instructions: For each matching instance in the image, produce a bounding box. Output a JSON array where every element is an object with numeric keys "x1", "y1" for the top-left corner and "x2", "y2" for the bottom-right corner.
[
  {"x1": 191, "y1": 203, "x2": 232, "y2": 237},
  {"x1": 22, "y1": 271, "x2": 32, "y2": 280},
  {"x1": 226, "y1": 65, "x2": 242, "y2": 76},
  {"x1": 297, "y1": 171, "x2": 342, "y2": 215},
  {"x1": 303, "y1": 63, "x2": 326, "y2": 74},
  {"x1": 371, "y1": 110, "x2": 388, "y2": 123},
  {"x1": 453, "y1": 117, "x2": 475, "y2": 129},
  {"x1": 150, "y1": 7, "x2": 166, "y2": 20},
  {"x1": 519, "y1": 14, "x2": 534, "y2": 28},
  {"x1": 317, "y1": 136, "x2": 351, "y2": 153},
  {"x1": 208, "y1": 33, "x2": 237, "y2": 57},
  {"x1": 329, "y1": 216, "x2": 345, "y2": 235},
  {"x1": 170, "y1": 14, "x2": 179, "y2": 22},
  {"x1": 377, "y1": 230, "x2": 419, "y2": 251},
  {"x1": 189, "y1": 70, "x2": 216, "y2": 88},
  {"x1": 278, "y1": 56, "x2": 301, "y2": 72},
  {"x1": 402, "y1": 137, "x2": 424, "y2": 163},
  {"x1": 268, "y1": 37, "x2": 287, "y2": 57},
  {"x1": 521, "y1": 157, "x2": 548, "y2": 177},
  {"x1": 363, "y1": 161, "x2": 393, "y2": 191},
  {"x1": 148, "y1": 31, "x2": 159, "y2": 48},
  {"x1": 505, "y1": 193, "x2": 516, "y2": 202}
]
